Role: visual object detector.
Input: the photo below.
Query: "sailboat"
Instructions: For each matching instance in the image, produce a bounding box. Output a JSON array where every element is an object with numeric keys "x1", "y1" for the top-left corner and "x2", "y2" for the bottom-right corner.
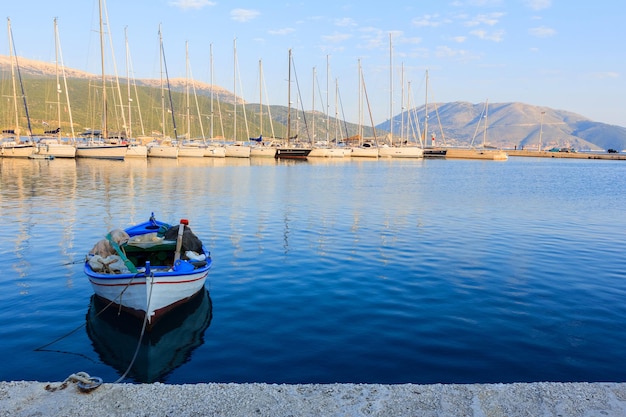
[
  {"x1": 147, "y1": 25, "x2": 179, "y2": 159},
  {"x1": 275, "y1": 49, "x2": 311, "y2": 159},
  {"x1": 224, "y1": 38, "x2": 251, "y2": 158},
  {"x1": 378, "y1": 34, "x2": 423, "y2": 158},
  {"x1": 75, "y1": 0, "x2": 128, "y2": 160},
  {"x1": 123, "y1": 27, "x2": 148, "y2": 158},
  {"x1": 445, "y1": 99, "x2": 508, "y2": 161},
  {"x1": 250, "y1": 59, "x2": 277, "y2": 158},
  {"x1": 351, "y1": 60, "x2": 379, "y2": 158},
  {"x1": 33, "y1": 18, "x2": 76, "y2": 159},
  {"x1": 1, "y1": 18, "x2": 35, "y2": 158},
  {"x1": 204, "y1": 43, "x2": 226, "y2": 158},
  {"x1": 177, "y1": 41, "x2": 208, "y2": 158}
]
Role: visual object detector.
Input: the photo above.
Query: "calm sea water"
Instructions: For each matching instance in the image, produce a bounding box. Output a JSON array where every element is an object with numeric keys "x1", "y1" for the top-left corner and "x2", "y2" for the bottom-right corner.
[{"x1": 1, "y1": 156, "x2": 625, "y2": 384}]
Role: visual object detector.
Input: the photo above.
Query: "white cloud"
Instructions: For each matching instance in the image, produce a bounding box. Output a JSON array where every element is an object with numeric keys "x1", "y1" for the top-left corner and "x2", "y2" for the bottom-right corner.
[
  {"x1": 169, "y1": 0, "x2": 216, "y2": 10},
  {"x1": 268, "y1": 28, "x2": 296, "y2": 36},
  {"x1": 470, "y1": 28, "x2": 505, "y2": 41},
  {"x1": 322, "y1": 32, "x2": 353, "y2": 43},
  {"x1": 465, "y1": 12, "x2": 505, "y2": 27},
  {"x1": 412, "y1": 14, "x2": 444, "y2": 28},
  {"x1": 525, "y1": 0, "x2": 551, "y2": 11},
  {"x1": 592, "y1": 71, "x2": 620, "y2": 79},
  {"x1": 529, "y1": 26, "x2": 556, "y2": 38},
  {"x1": 335, "y1": 18, "x2": 357, "y2": 27},
  {"x1": 452, "y1": 36, "x2": 467, "y2": 43},
  {"x1": 230, "y1": 8, "x2": 260, "y2": 22}
]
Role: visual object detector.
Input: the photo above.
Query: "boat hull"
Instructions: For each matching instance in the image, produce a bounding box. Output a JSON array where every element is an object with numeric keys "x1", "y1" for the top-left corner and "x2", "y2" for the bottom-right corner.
[
  {"x1": 34, "y1": 142, "x2": 76, "y2": 158},
  {"x1": 84, "y1": 215, "x2": 212, "y2": 325},
  {"x1": 445, "y1": 148, "x2": 508, "y2": 160},
  {"x1": 147, "y1": 145, "x2": 178, "y2": 158},
  {"x1": 76, "y1": 144, "x2": 128, "y2": 160},
  {"x1": 250, "y1": 147, "x2": 277, "y2": 158},
  {"x1": 350, "y1": 147, "x2": 379, "y2": 158},
  {"x1": 225, "y1": 145, "x2": 251, "y2": 158},
  {"x1": 0, "y1": 143, "x2": 34, "y2": 158},
  {"x1": 378, "y1": 146, "x2": 424, "y2": 158},
  {"x1": 275, "y1": 148, "x2": 311, "y2": 159},
  {"x1": 205, "y1": 145, "x2": 226, "y2": 157}
]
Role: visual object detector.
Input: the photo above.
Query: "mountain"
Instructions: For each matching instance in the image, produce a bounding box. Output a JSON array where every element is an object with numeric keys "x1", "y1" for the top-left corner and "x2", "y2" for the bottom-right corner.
[
  {"x1": 2, "y1": 55, "x2": 626, "y2": 150},
  {"x1": 378, "y1": 102, "x2": 626, "y2": 151}
]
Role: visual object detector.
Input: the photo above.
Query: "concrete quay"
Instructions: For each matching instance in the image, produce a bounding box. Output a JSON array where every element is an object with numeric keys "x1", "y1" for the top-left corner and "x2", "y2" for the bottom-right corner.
[
  {"x1": 506, "y1": 149, "x2": 626, "y2": 160},
  {"x1": 2, "y1": 381, "x2": 626, "y2": 416}
]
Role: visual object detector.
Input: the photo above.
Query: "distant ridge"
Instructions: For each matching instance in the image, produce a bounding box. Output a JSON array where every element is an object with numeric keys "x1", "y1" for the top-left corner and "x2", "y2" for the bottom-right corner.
[{"x1": 2, "y1": 55, "x2": 625, "y2": 150}]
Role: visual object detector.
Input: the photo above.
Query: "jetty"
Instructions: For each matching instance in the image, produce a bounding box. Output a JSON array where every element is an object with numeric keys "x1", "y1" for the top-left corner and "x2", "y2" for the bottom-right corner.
[{"x1": 507, "y1": 149, "x2": 626, "y2": 160}]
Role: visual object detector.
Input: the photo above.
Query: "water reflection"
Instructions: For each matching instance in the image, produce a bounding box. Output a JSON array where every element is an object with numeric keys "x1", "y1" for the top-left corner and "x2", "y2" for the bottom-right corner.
[{"x1": 85, "y1": 289, "x2": 212, "y2": 383}]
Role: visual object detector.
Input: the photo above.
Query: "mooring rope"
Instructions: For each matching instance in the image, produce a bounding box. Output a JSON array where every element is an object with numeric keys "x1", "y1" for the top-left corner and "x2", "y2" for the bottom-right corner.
[{"x1": 113, "y1": 271, "x2": 155, "y2": 383}]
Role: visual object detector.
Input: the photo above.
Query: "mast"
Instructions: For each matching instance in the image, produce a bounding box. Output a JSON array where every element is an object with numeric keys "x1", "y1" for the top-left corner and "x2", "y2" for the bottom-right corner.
[
  {"x1": 55, "y1": 19, "x2": 75, "y2": 139},
  {"x1": 482, "y1": 99, "x2": 489, "y2": 147},
  {"x1": 7, "y1": 18, "x2": 20, "y2": 139},
  {"x1": 259, "y1": 59, "x2": 263, "y2": 136},
  {"x1": 287, "y1": 49, "x2": 292, "y2": 146},
  {"x1": 125, "y1": 26, "x2": 132, "y2": 139},
  {"x1": 54, "y1": 18, "x2": 61, "y2": 139},
  {"x1": 99, "y1": 0, "x2": 107, "y2": 139},
  {"x1": 209, "y1": 43, "x2": 214, "y2": 139},
  {"x1": 389, "y1": 33, "x2": 393, "y2": 143},
  {"x1": 159, "y1": 25, "x2": 165, "y2": 138},
  {"x1": 326, "y1": 55, "x2": 330, "y2": 143},
  {"x1": 233, "y1": 38, "x2": 237, "y2": 142},
  {"x1": 424, "y1": 69, "x2": 429, "y2": 146},
  {"x1": 186, "y1": 41, "x2": 190, "y2": 139}
]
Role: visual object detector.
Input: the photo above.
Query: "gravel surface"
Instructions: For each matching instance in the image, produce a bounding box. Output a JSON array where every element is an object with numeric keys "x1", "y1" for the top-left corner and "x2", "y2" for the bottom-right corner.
[{"x1": 2, "y1": 381, "x2": 626, "y2": 416}]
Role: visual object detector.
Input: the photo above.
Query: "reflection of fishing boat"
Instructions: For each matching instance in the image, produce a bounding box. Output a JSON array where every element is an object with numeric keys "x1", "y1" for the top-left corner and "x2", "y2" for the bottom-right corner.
[
  {"x1": 84, "y1": 213, "x2": 212, "y2": 325},
  {"x1": 86, "y1": 288, "x2": 212, "y2": 383}
]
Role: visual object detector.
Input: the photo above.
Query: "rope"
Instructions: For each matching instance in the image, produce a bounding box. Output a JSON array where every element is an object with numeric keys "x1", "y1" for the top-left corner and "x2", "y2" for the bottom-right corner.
[
  {"x1": 45, "y1": 371, "x2": 102, "y2": 393},
  {"x1": 113, "y1": 271, "x2": 154, "y2": 383}
]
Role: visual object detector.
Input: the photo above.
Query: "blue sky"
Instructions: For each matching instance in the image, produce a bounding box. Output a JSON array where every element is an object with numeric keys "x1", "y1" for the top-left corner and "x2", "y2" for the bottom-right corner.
[{"x1": 3, "y1": 0, "x2": 626, "y2": 127}]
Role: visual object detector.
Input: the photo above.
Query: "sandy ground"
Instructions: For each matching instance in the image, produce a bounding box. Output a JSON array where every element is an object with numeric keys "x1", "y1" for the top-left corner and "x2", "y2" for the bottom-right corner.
[{"x1": 2, "y1": 381, "x2": 626, "y2": 416}]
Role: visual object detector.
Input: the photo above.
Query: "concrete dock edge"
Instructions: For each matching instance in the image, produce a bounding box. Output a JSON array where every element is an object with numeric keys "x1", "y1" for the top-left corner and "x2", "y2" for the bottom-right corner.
[{"x1": 2, "y1": 381, "x2": 626, "y2": 416}]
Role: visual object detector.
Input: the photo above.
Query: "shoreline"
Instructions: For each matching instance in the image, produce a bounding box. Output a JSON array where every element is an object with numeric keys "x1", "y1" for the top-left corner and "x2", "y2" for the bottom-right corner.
[{"x1": 2, "y1": 381, "x2": 626, "y2": 416}]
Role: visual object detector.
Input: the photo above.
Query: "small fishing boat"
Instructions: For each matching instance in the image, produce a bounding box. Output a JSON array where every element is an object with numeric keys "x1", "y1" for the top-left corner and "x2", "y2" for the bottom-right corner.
[{"x1": 84, "y1": 213, "x2": 212, "y2": 326}]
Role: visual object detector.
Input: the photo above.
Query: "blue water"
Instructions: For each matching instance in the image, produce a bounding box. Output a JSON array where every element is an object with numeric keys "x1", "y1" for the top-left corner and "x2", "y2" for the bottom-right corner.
[{"x1": 1, "y1": 156, "x2": 626, "y2": 384}]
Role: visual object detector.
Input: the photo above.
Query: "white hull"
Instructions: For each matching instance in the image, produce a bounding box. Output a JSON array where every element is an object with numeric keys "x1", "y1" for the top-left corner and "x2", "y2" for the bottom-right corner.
[
  {"x1": 205, "y1": 145, "x2": 226, "y2": 158},
  {"x1": 250, "y1": 147, "x2": 277, "y2": 158},
  {"x1": 75, "y1": 144, "x2": 128, "y2": 160},
  {"x1": 178, "y1": 146, "x2": 207, "y2": 158},
  {"x1": 328, "y1": 148, "x2": 349, "y2": 158},
  {"x1": 33, "y1": 142, "x2": 76, "y2": 158},
  {"x1": 88, "y1": 269, "x2": 208, "y2": 322},
  {"x1": 126, "y1": 145, "x2": 148, "y2": 158},
  {"x1": 225, "y1": 145, "x2": 251, "y2": 158},
  {"x1": 148, "y1": 145, "x2": 179, "y2": 159},
  {"x1": 308, "y1": 148, "x2": 331, "y2": 158},
  {"x1": 378, "y1": 146, "x2": 424, "y2": 158},
  {"x1": 0, "y1": 144, "x2": 34, "y2": 158},
  {"x1": 351, "y1": 147, "x2": 379, "y2": 158}
]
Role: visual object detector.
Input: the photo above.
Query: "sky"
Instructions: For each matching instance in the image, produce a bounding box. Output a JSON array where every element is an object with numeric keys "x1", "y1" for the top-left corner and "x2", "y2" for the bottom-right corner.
[{"x1": 3, "y1": 0, "x2": 626, "y2": 127}]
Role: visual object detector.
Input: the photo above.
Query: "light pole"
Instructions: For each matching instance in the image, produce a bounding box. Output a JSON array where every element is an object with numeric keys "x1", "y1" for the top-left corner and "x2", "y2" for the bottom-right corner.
[{"x1": 538, "y1": 111, "x2": 545, "y2": 151}]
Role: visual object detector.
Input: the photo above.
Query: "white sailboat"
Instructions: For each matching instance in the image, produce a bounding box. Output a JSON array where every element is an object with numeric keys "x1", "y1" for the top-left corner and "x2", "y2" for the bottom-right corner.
[
  {"x1": 378, "y1": 34, "x2": 423, "y2": 158},
  {"x1": 250, "y1": 59, "x2": 276, "y2": 158},
  {"x1": 351, "y1": 59, "x2": 379, "y2": 158},
  {"x1": 147, "y1": 25, "x2": 178, "y2": 159},
  {"x1": 1, "y1": 18, "x2": 35, "y2": 158},
  {"x1": 178, "y1": 41, "x2": 207, "y2": 158},
  {"x1": 33, "y1": 18, "x2": 76, "y2": 159},
  {"x1": 123, "y1": 27, "x2": 147, "y2": 158},
  {"x1": 75, "y1": 0, "x2": 127, "y2": 160},
  {"x1": 445, "y1": 99, "x2": 508, "y2": 161},
  {"x1": 204, "y1": 43, "x2": 226, "y2": 158},
  {"x1": 225, "y1": 38, "x2": 251, "y2": 158}
]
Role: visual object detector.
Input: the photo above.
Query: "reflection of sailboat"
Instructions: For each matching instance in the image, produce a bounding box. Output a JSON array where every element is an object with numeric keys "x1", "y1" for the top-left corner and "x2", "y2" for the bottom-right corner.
[{"x1": 86, "y1": 288, "x2": 212, "y2": 383}]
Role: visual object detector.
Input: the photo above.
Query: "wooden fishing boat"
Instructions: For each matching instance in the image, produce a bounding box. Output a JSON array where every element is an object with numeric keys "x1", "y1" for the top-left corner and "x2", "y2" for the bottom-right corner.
[{"x1": 84, "y1": 213, "x2": 212, "y2": 326}]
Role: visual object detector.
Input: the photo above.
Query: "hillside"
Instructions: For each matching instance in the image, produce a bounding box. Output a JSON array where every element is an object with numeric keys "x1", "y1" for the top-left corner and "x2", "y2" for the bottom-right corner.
[{"x1": 2, "y1": 55, "x2": 626, "y2": 150}]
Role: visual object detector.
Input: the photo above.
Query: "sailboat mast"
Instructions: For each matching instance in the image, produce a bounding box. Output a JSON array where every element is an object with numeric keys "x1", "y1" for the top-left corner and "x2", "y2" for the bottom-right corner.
[
  {"x1": 99, "y1": 0, "x2": 107, "y2": 139},
  {"x1": 424, "y1": 69, "x2": 429, "y2": 145},
  {"x1": 326, "y1": 55, "x2": 330, "y2": 143},
  {"x1": 233, "y1": 38, "x2": 237, "y2": 142},
  {"x1": 125, "y1": 26, "x2": 132, "y2": 139},
  {"x1": 186, "y1": 41, "x2": 190, "y2": 138},
  {"x1": 389, "y1": 33, "x2": 393, "y2": 142},
  {"x1": 483, "y1": 99, "x2": 489, "y2": 147},
  {"x1": 209, "y1": 43, "x2": 214, "y2": 139},
  {"x1": 287, "y1": 49, "x2": 292, "y2": 146},
  {"x1": 54, "y1": 18, "x2": 61, "y2": 139},
  {"x1": 7, "y1": 19, "x2": 20, "y2": 139},
  {"x1": 259, "y1": 59, "x2": 263, "y2": 135}
]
